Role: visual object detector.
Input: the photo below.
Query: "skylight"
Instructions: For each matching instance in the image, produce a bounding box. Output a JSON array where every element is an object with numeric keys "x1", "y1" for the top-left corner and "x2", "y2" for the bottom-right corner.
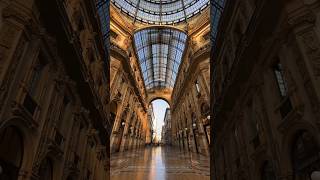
[
  {"x1": 134, "y1": 27, "x2": 187, "y2": 90},
  {"x1": 111, "y1": 0, "x2": 210, "y2": 25}
]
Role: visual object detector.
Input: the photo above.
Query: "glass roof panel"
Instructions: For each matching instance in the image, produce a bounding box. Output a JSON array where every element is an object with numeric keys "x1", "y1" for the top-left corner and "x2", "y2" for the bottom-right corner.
[
  {"x1": 111, "y1": 0, "x2": 209, "y2": 24},
  {"x1": 134, "y1": 28, "x2": 187, "y2": 90}
]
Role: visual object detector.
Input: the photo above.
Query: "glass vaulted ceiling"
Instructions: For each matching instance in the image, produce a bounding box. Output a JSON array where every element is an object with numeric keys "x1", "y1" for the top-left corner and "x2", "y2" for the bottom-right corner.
[
  {"x1": 134, "y1": 28, "x2": 187, "y2": 90},
  {"x1": 111, "y1": 0, "x2": 209, "y2": 24}
]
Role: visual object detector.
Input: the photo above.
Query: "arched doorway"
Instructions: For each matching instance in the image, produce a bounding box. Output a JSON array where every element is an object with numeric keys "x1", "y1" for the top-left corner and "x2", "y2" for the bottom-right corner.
[
  {"x1": 201, "y1": 103, "x2": 210, "y2": 145},
  {"x1": 261, "y1": 161, "x2": 276, "y2": 180},
  {"x1": 184, "y1": 118, "x2": 190, "y2": 152},
  {"x1": 116, "y1": 107, "x2": 128, "y2": 152},
  {"x1": 110, "y1": 100, "x2": 118, "y2": 129},
  {"x1": 291, "y1": 131, "x2": 320, "y2": 180},
  {"x1": 0, "y1": 126, "x2": 24, "y2": 180},
  {"x1": 149, "y1": 99, "x2": 170, "y2": 145},
  {"x1": 116, "y1": 119, "x2": 125, "y2": 152},
  {"x1": 38, "y1": 158, "x2": 53, "y2": 180},
  {"x1": 191, "y1": 113, "x2": 199, "y2": 153}
]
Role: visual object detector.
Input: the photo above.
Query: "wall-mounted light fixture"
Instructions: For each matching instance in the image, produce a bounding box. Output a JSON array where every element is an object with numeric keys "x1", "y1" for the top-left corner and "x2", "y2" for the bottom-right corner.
[{"x1": 192, "y1": 123, "x2": 197, "y2": 129}]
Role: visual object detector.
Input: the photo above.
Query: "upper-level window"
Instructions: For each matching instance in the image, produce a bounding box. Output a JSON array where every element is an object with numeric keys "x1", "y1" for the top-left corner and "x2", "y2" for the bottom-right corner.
[
  {"x1": 29, "y1": 52, "x2": 47, "y2": 97},
  {"x1": 273, "y1": 61, "x2": 288, "y2": 98},
  {"x1": 195, "y1": 80, "x2": 201, "y2": 94}
]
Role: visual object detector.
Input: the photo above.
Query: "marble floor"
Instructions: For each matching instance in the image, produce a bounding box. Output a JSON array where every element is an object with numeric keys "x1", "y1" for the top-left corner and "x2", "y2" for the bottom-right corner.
[{"x1": 110, "y1": 146, "x2": 210, "y2": 180}]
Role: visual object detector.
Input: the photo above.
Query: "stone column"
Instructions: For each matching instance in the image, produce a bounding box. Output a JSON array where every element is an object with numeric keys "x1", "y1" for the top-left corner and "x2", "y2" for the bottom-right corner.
[
  {"x1": 128, "y1": 116, "x2": 137, "y2": 150},
  {"x1": 190, "y1": 80, "x2": 210, "y2": 155},
  {"x1": 110, "y1": 86, "x2": 130, "y2": 153},
  {"x1": 286, "y1": 1, "x2": 320, "y2": 124},
  {"x1": 119, "y1": 98, "x2": 134, "y2": 152},
  {"x1": 133, "y1": 121, "x2": 139, "y2": 149}
]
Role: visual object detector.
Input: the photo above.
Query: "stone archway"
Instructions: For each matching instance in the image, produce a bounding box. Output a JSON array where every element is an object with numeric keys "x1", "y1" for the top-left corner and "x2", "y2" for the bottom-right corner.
[
  {"x1": 291, "y1": 131, "x2": 320, "y2": 179},
  {"x1": 38, "y1": 157, "x2": 53, "y2": 180},
  {"x1": 261, "y1": 161, "x2": 276, "y2": 180},
  {"x1": 147, "y1": 88, "x2": 172, "y2": 107},
  {"x1": 0, "y1": 126, "x2": 24, "y2": 180}
]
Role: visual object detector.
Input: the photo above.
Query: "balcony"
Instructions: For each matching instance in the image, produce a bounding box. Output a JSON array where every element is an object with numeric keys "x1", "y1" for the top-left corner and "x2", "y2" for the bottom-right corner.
[
  {"x1": 191, "y1": 42, "x2": 210, "y2": 61},
  {"x1": 11, "y1": 93, "x2": 39, "y2": 130}
]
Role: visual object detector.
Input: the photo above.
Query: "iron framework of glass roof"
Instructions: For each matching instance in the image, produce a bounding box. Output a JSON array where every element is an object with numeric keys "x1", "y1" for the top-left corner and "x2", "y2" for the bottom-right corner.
[
  {"x1": 134, "y1": 28, "x2": 187, "y2": 90},
  {"x1": 111, "y1": 0, "x2": 210, "y2": 25},
  {"x1": 96, "y1": 0, "x2": 109, "y2": 51},
  {"x1": 211, "y1": 0, "x2": 225, "y2": 49}
]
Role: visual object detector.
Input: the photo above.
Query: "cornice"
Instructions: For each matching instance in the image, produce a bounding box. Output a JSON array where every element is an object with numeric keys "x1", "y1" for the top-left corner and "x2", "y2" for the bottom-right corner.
[
  {"x1": 110, "y1": 6, "x2": 135, "y2": 35},
  {"x1": 110, "y1": 3, "x2": 210, "y2": 36},
  {"x1": 110, "y1": 42, "x2": 148, "y2": 112}
]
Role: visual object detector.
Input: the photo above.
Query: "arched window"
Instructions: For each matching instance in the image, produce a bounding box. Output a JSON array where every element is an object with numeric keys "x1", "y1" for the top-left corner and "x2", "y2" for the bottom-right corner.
[
  {"x1": 0, "y1": 126, "x2": 24, "y2": 180},
  {"x1": 292, "y1": 131, "x2": 320, "y2": 179},
  {"x1": 248, "y1": 101, "x2": 260, "y2": 149},
  {"x1": 38, "y1": 158, "x2": 53, "y2": 180},
  {"x1": 29, "y1": 52, "x2": 47, "y2": 97},
  {"x1": 201, "y1": 103, "x2": 210, "y2": 117},
  {"x1": 195, "y1": 80, "x2": 201, "y2": 95},
  {"x1": 261, "y1": 161, "x2": 276, "y2": 180}
]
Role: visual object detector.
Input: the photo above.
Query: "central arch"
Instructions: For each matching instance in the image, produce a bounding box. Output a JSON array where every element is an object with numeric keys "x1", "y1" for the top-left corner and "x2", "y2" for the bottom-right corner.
[
  {"x1": 149, "y1": 99, "x2": 170, "y2": 143},
  {"x1": 147, "y1": 88, "x2": 172, "y2": 107}
]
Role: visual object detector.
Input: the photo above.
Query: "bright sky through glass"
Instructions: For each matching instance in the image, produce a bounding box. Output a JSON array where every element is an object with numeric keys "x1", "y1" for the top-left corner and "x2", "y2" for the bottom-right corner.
[{"x1": 151, "y1": 99, "x2": 169, "y2": 141}]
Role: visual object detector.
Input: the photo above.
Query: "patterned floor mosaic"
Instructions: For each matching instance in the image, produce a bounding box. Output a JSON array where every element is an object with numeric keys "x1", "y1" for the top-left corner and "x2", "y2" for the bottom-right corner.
[{"x1": 110, "y1": 146, "x2": 210, "y2": 180}]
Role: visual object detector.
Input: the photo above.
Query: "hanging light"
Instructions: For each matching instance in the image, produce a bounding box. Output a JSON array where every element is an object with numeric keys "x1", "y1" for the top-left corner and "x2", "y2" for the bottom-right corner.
[
  {"x1": 207, "y1": 115, "x2": 210, "y2": 119},
  {"x1": 192, "y1": 123, "x2": 197, "y2": 128},
  {"x1": 121, "y1": 122, "x2": 125, "y2": 126},
  {"x1": 185, "y1": 127, "x2": 188, "y2": 131}
]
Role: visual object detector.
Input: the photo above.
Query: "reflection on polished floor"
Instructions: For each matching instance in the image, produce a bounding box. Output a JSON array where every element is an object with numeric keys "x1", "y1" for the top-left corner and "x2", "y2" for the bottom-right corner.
[{"x1": 110, "y1": 146, "x2": 210, "y2": 180}]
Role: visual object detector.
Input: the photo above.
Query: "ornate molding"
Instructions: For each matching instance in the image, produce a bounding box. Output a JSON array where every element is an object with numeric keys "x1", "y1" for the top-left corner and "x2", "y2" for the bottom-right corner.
[
  {"x1": 2, "y1": 3, "x2": 31, "y2": 26},
  {"x1": 288, "y1": 11, "x2": 316, "y2": 29},
  {"x1": 300, "y1": 30, "x2": 320, "y2": 76}
]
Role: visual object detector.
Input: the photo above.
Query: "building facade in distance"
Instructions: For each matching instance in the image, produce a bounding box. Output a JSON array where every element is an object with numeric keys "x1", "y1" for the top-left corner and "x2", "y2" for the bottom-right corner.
[{"x1": 162, "y1": 108, "x2": 172, "y2": 146}]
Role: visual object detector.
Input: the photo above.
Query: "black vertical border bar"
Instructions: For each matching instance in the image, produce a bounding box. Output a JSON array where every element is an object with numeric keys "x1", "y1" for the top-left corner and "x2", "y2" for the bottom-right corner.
[
  {"x1": 96, "y1": 0, "x2": 110, "y2": 178},
  {"x1": 210, "y1": 0, "x2": 226, "y2": 179}
]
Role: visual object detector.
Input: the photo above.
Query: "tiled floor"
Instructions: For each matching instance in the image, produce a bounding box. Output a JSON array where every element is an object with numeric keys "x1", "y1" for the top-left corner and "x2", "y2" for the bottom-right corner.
[{"x1": 110, "y1": 146, "x2": 210, "y2": 180}]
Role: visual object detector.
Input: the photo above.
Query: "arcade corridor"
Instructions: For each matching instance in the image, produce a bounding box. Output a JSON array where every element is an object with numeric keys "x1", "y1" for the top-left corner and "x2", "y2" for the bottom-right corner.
[{"x1": 109, "y1": 0, "x2": 214, "y2": 176}]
